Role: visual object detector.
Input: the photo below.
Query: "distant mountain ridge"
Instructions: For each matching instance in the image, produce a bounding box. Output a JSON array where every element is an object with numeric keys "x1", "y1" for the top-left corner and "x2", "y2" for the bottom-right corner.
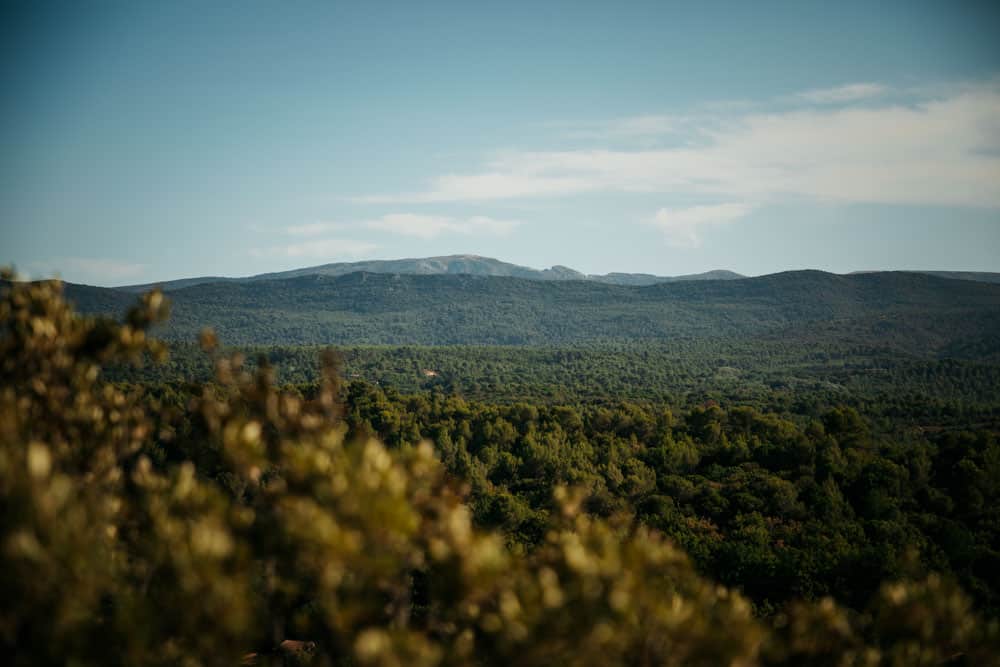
[
  {"x1": 63, "y1": 269, "x2": 1000, "y2": 358},
  {"x1": 117, "y1": 255, "x2": 745, "y2": 292},
  {"x1": 117, "y1": 256, "x2": 1000, "y2": 293},
  {"x1": 850, "y1": 270, "x2": 1000, "y2": 285}
]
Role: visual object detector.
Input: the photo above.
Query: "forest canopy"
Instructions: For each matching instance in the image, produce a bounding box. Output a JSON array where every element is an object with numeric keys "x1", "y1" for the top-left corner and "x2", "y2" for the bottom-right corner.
[{"x1": 2, "y1": 275, "x2": 998, "y2": 666}]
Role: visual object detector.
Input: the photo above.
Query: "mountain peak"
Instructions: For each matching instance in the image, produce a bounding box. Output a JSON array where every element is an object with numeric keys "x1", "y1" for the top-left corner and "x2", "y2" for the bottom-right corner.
[{"x1": 116, "y1": 255, "x2": 747, "y2": 292}]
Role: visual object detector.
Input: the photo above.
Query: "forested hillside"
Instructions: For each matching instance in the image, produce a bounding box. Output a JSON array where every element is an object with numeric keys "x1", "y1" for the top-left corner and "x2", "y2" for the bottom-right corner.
[{"x1": 64, "y1": 271, "x2": 1000, "y2": 355}]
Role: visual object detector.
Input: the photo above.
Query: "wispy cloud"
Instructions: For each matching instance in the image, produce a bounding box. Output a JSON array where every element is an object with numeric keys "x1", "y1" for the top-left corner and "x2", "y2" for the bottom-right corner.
[
  {"x1": 286, "y1": 214, "x2": 521, "y2": 240},
  {"x1": 558, "y1": 114, "x2": 688, "y2": 141},
  {"x1": 795, "y1": 83, "x2": 887, "y2": 104},
  {"x1": 250, "y1": 238, "x2": 378, "y2": 259},
  {"x1": 648, "y1": 203, "x2": 753, "y2": 248},
  {"x1": 286, "y1": 222, "x2": 352, "y2": 236},
  {"x1": 22, "y1": 257, "x2": 146, "y2": 285},
  {"x1": 357, "y1": 80, "x2": 1000, "y2": 210},
  {"x1": 364, "y1": 213, "x2": 519, "y2": 238}
]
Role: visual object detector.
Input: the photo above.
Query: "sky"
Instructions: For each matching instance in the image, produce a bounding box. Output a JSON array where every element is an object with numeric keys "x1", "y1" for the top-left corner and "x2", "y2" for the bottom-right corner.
[{"x1": 2, "y1": 0, "x2": 999, "y2": 286}]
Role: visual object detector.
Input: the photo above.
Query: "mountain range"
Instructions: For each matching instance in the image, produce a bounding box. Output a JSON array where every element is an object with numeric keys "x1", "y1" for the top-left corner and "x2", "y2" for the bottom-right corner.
[
  {"x1": 54, "y1": 261, "x2": 1000, "y2": 359},
  {"x1": 116, "y1": 255, "x2": 745, "y2": 292},
  {"x1": 115, "y1": 255, "x2": 1000, "y2": 293}
]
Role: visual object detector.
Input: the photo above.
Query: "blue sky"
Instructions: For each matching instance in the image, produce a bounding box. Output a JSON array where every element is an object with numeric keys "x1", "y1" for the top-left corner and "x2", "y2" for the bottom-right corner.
[{"x1": 2, "y1": 0, "x2": 999, "y2": 285}]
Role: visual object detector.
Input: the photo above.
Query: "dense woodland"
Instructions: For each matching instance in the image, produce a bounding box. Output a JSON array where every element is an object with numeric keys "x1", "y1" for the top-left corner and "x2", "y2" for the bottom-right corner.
[
  {"x1": 136, "y1": 365, "x2": 1000, "y2": 619},
  {"x1": 4, "y1": 276, "x2": 1000, "y2": 665},
  {"x1": 63, "y1": 270, "x2": 1000, "y2": 354},
  {"x1": 115, "y1": 339, "x2": 1000, "y2": 424}
]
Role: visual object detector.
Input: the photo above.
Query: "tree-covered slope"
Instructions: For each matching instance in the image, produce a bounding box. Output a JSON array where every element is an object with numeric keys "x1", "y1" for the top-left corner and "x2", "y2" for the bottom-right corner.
[
  {"x1": 852, "y1": 270, "x2": 1000, "y2": 285},
  {"x1": 63, "y1": 270, "x2": 1000, "y2": 349},
  {"x1": 63, "y1": 270, "x2": 1000, "y2": 354}
]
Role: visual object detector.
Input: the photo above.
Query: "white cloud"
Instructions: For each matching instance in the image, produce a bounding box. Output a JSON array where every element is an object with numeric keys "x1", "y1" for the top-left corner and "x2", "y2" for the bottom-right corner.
[
  {"x1": 22, "y1": 257, "x2": 146, "y2": 285},
  {"x1": 649, "y1": 203, "x2": 753, "y2": 248},
  {"x1": 364, "y1": 213, "x2": 454, "y2": 238},
  {"x1": 558, "y1": 114, "x2": 687, "y2": 141},
  {"x1": 251, "y1": 238, "x2": 377, "y2": 259},
  {"x1": 795, "y1": 83, "x2": 887, "y2": 104},
  {"x1": 353, "y1": 175, "x2": 591, "y2": 204},
  {"x1": 364, "y1": 213, "x2": 519, "y2": 238},
  {"x1": 286, "y1": 214, "x2": 521, "y2": 240},
  {"x1": 358, "y1": 80, "x2": 1000, "y2": 210},
  {"x1": 286, "y1": 222, "x2": 351, "y2": 236}
]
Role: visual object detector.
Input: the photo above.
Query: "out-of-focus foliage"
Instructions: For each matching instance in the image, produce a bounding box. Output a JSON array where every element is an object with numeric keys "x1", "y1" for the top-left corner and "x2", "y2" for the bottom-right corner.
[{"x1": 2, "y1": 274, "x2": 998, "y2": 666}]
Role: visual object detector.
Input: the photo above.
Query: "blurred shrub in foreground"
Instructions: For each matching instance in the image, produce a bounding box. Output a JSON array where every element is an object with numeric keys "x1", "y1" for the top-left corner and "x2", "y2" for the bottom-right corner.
[{"x1": 0, "y1": 273, "x2": 997, "y2": 666}]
